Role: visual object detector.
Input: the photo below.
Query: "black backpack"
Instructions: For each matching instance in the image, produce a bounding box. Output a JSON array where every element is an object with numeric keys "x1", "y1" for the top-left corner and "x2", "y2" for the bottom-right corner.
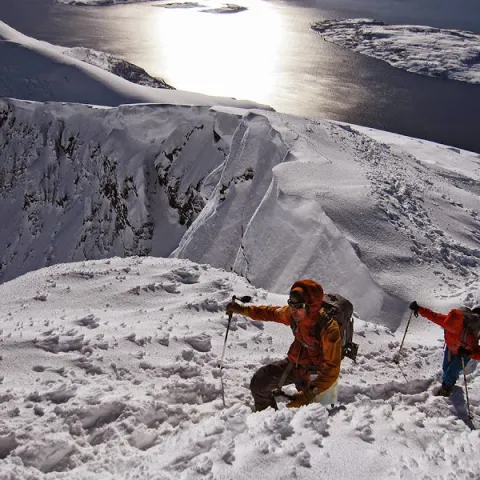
[
  {"x1": 315, "y1": 293, "x2": 359, "y2": 361},
  {"x1": 462, "y1": 309, "x2": 480, "y2": 340}
]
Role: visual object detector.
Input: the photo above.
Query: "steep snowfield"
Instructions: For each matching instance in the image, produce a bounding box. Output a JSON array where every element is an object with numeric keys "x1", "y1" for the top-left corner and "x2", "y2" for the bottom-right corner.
[
  {"x1": 1, "y1": 98, "x2": 479, "y2": 327},
  {"x1": 0, "y1": 257, "x2": 478, "y2": 479}
]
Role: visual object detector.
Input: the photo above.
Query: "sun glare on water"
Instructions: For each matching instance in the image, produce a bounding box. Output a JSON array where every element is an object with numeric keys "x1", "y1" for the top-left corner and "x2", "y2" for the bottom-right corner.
[{"x1": 147, "y1": 0, "x2": 284, "y2": 104}]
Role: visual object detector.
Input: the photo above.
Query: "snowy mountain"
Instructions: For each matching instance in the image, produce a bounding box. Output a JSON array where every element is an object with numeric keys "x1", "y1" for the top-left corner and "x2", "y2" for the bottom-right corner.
[
  {"x1": 0, "y1": 257, "x2": 479, "y2": 479},
  {"x1": 1, "y1": 97, "x2": 479, "y2": 327},
  {"x1": 0, "y1": 21, "x2": 265, "y2": 108},
  {"x1": 1, "y1": 15, "x2": 480, "y2": 480}
]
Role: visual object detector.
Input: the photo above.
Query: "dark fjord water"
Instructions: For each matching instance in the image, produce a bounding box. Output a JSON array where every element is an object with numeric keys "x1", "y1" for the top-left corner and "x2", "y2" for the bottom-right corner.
[{"x1": 1, "y1": 0, "x2": 480, "y2": 152}]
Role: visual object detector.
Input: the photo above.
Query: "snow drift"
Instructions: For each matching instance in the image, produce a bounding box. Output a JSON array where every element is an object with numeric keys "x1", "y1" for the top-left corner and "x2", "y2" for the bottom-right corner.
[
  {"x1": 0, "y1": 257, "x2": 478, "y2": 479},
  {"x1": 1, "y1": 98, "x2": 479, "y2": 328}
]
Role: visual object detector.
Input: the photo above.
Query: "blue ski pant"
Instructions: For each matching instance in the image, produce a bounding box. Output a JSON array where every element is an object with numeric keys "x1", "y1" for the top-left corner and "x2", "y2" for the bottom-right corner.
[{"x1": 442, "y1": 347, "x2": 471, "y2": 387}]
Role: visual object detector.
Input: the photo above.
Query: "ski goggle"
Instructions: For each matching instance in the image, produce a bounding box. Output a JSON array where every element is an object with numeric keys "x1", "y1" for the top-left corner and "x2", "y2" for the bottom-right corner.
[{"x1": 287, "y1": 300, "x2": 308, "y2": 310}]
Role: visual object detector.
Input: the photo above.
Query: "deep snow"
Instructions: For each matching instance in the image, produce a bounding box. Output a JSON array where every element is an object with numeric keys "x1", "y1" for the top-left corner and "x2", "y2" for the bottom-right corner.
[{"x1": 0, "y1": 257, "x2": 479, "y2": 479}]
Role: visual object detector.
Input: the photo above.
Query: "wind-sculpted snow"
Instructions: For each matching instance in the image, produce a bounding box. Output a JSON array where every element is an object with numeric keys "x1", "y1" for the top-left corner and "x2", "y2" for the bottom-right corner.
[
  {"x1": 312, "y1": 19, "x2": 480, "y2": 85},
  {"x1": 0, "y1": 257, "x2": 478, "y2": 478},
  {"x1": 1, "y1": 99, "x2": 479, "y2": 327},
  {"x1": 172, "y1": 109, "x2": 480, "y2": 326}
]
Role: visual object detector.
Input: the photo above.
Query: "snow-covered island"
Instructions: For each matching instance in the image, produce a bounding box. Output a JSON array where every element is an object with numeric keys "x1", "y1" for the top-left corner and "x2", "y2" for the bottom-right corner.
[
  {"x1": 55, "y1": 0, "x2": 165, "y2": 5},
  {"x1": 56, "y1": 0, "x2": 247, "y2": 13},
  {"x1": 155, "y1": 2, "x2": 247, "y2": 13},
  {"x1": 312, "y1": 19, "x2": 480, "y2": 84},
  {"x1": 0, "y1": 16, "x2": 479, "y2": 480}
]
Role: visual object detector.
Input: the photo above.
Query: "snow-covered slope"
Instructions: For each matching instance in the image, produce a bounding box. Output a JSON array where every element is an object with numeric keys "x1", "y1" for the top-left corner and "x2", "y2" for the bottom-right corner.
[
  {"x1": 1, "y1": 98, "x2": 479, "y2": 328},
  {"x1": 1, "y1": 15, "x2": 480, "y2": 480},
  {"x1": 0, "y1": 257, "x2": 478, "y2": 479},
  {"x1": 0, "y1": 21, "x2": 266, "y2": 109},
  {"x1": 1, "y1": 20, "x2": 479, "y2": 327},
  {"x1": 0, "y1": 99, "x2": 232, "y2": 281}
]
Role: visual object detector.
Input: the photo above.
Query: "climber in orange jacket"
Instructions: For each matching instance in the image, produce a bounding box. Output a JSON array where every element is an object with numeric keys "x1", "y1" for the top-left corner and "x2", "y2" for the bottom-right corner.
[
  {"x1": 227, "y1": 279, "x2": 342, "y2": 411},
  {"x1": 409, "y1": 301, "x2": 480, "y2": 397}
]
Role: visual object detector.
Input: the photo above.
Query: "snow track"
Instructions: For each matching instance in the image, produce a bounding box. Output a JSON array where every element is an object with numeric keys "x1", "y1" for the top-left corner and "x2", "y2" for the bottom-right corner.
[{"x1": 0, "y1": 258, "x2": 478, "y2": 479}]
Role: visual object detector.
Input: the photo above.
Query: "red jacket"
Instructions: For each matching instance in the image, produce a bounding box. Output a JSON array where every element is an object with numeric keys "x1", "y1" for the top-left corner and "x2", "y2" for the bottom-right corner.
[
  {"x1": 419, "y1": 307, "x2": 480, "y2": 360},
  {"x1": 243, "y1": 280, "x2": 341, "y2": 392}
]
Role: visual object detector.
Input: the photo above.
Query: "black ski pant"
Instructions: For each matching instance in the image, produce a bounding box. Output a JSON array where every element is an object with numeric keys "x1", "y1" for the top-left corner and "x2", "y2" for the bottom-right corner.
[{"x1": 250, "y1": 358, "x2": 306, "y2": 412}]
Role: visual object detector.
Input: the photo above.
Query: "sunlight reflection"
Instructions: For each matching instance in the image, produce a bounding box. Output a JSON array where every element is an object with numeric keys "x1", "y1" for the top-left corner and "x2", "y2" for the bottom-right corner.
[{"x1": 147, "y1": 0, "x2": 284, "y2": 104}]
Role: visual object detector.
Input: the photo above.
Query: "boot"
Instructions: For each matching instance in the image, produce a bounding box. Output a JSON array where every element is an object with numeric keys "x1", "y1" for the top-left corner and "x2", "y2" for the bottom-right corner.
[{"x1": 435, "y1": 382, "x2": 453, "y2": 397}]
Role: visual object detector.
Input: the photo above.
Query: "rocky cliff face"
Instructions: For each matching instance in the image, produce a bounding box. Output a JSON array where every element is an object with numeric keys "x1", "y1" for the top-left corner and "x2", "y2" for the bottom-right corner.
[{"x1": 0, "y1": 100, "x2": 237, "y2": 283}]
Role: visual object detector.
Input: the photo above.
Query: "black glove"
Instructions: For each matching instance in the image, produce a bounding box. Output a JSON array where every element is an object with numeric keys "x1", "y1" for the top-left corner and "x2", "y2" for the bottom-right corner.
[
  {"x1": 226, "y1": 302, "x2": 247, "y2": 316},
  {"x1": 457, "y1": 347, "x2": 471, "y2": 357},
  {"x1": 409, "y1": 301, "x2": 419, "y2": 317}
]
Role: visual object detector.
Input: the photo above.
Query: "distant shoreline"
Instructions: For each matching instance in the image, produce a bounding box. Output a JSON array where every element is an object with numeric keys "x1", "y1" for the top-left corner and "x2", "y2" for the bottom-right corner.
[{"x1": 312, "y1": 19, "x2": 480, "y2": 86}]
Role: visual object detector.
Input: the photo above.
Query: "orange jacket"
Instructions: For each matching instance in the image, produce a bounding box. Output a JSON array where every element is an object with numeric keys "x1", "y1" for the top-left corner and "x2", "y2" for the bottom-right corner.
[
  {"x1": 419, "y1": 307, "x2": 480, "y2": 360},
  {"x1": 243, "y1": 280, "x2": 342, "y2": 392}
]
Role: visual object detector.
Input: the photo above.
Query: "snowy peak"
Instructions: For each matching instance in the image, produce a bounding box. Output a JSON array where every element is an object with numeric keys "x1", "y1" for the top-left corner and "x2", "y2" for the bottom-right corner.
[{"x1": 1, "y1": 98, "x2": 479, "y2": 327}]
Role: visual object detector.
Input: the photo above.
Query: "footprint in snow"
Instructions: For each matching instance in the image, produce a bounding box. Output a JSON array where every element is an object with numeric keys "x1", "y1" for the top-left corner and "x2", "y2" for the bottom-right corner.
[
  {"x1": 184, "y1": 333, "x2": 212, "y2": 352},
  {"x1": 33, "y1": 293, "x2": 48, "y2": 301},
  {"x1": 0, "y1": 433, "x2": 18, "y2": 459},
  {"x1": 75, "y1": 314, "x2": 99, "y2": 329},
  {"x1": 168, "y1": 267, "x2": 200, "y2": 284},
  {"x1": 34, "y1": 334, "x2": 88, "y2": 354}
]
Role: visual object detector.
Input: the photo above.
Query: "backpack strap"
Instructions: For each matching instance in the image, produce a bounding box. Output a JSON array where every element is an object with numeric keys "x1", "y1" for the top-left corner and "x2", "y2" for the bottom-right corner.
[
  {"x1": 313, "y1": 307, "x2": 359, "y2": 362},
  {"x1": 312, "y1": 311, "x2": 329, "y2": 338}
]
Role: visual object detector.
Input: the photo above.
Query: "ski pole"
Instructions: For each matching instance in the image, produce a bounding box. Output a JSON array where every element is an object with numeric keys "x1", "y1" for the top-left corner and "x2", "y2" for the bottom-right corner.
[
  {"x1": 219, "y1": 295, "x2": 252, "y2": 407},
  {"x1": 395, "y1": 311, "x2": 413, "y2": 364},
  {"x1": 219, "y1": 295, "x2": 235, "y2": 407},
  {"x1": 461, "y1": 356, "x2": 473, "y2": 420},
  {"x1": 220, "y1": 295, "x2": 236, "y2": 371}
]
